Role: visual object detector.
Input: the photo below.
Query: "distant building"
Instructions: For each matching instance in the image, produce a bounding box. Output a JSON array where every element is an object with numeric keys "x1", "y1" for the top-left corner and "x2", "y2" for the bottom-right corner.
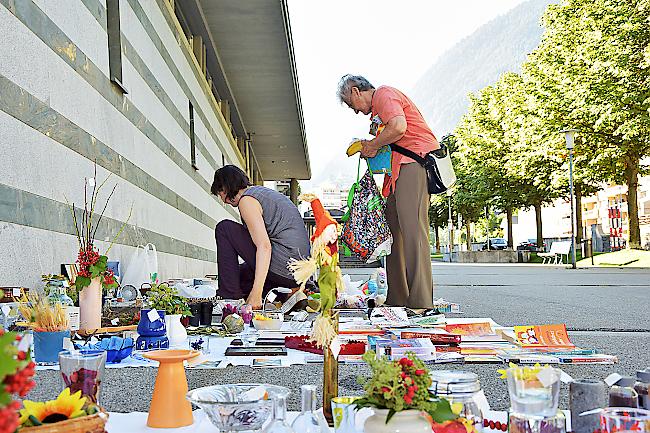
[{"x1": 508, "y1": 177, "x2": 650, "y2": 250}]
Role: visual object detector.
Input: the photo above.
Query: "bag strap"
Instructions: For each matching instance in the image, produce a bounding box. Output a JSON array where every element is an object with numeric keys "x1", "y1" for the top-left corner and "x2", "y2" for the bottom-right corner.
[{"x1": 389, "y1": 143, "x2": 427, "y2": 166}]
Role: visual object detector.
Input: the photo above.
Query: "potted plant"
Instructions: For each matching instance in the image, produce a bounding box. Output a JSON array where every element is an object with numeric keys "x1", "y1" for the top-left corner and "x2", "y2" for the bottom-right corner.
[
  {"x1": 65, "y1": 165, "x2": 130, "y2": 330},
  {"x1": 146, "y1": 283, "x2": 192, "y2": 346},
  {"x1": 16, "y1": 293, "x2": 70, "y2": 364},
  {"x1": 354, "y1": 351, "x2": 460, "y2": 433}
]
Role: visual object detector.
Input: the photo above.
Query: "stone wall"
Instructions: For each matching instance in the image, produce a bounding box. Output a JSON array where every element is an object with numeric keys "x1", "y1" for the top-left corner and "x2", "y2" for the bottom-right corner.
[{"x1": 0, "y1": 0, "x2": 242, "y2": 288}]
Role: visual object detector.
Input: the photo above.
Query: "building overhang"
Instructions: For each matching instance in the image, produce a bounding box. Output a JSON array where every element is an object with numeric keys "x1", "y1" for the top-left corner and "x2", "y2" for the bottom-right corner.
[{"x1": 190, "y1": 0, "x2": 310, "y2": 181}]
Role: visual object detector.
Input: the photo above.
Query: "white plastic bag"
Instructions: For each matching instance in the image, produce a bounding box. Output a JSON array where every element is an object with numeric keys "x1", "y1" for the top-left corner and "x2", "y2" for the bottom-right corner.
[{"x1": 120, "y1": 243, "x2": 158, "y2": 288}]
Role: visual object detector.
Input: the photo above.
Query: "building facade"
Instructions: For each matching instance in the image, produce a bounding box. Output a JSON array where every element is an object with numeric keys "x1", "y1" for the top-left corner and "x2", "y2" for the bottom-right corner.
[{"x1": 0, "y1": 0, "x2": 309, "y2": 288}]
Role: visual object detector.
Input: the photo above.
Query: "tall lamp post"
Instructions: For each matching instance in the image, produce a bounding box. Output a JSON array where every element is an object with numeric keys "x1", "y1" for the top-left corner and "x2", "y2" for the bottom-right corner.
[
  {"x1": 447, "y1": 189, "x2": 453, "y2": 262},
  {"x1": 561, "y1": 129, "x2": 579, "y2": 269}
]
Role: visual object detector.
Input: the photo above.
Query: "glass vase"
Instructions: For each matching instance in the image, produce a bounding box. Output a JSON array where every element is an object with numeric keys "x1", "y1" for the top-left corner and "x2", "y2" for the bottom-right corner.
[{"x1": 59, "y1": 349, "x2": 106, "y2": 404}]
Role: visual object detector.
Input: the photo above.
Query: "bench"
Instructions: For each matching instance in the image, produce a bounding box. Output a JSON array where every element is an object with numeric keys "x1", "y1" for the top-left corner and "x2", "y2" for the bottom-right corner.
[{"x1": 538, "y1": 241, "x2": 572, "y2": 264}]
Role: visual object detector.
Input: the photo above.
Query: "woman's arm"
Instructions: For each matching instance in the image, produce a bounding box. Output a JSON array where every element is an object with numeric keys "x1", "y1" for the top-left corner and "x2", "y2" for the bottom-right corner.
[{"x1": 239, "y1": 196, "x2": 271, "y2": 309}]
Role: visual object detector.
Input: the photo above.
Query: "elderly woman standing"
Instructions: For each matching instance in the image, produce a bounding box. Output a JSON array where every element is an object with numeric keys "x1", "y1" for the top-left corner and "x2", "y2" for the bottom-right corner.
[
  {"x1": 212, "y1": 165, "x2": 310, "y2": 309},
  {"x1": 337, "y1": 74, "x2": 437, "y2": 309}
]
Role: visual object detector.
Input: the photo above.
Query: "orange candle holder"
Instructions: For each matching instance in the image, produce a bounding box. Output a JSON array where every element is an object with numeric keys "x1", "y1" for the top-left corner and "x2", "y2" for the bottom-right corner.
[{"x1": 144, "y1": 349, "x2": 200, "y2": 428}]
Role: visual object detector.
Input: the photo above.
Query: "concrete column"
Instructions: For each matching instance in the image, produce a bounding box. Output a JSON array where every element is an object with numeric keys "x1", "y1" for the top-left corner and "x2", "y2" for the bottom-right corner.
[{"x1": 290, "y1": 178, "x2": 299, "y2": 204}]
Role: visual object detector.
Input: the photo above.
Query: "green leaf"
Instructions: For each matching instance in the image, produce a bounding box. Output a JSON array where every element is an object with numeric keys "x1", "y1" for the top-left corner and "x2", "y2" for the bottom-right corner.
[
  {"x1": 385, "y1": 408, "x2": 396, "y2": 424},
  {"x1": 88, "y1": 264, "x2": 101, "y2": 278},
  {"x1": 428, "y1": 398, "x2": 458, "y2": 424},
  {"x1": 75, "y1": 276, "x2": 91, "y2": 289}
]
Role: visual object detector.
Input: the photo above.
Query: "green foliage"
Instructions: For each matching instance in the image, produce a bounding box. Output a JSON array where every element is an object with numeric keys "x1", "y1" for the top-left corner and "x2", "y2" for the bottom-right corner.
[
  {"x1": 146, "y1": 283, "x2": 192, "y2": 316},
  {"x1": 449, "y1": 0, "x2": 650, "y2": 246},
  {"x1": 354, "y1": 351, "x2": 458, "y2": 424},
  {"x1": 0, "y1": 332, "x2": 30, "y2": 407}
]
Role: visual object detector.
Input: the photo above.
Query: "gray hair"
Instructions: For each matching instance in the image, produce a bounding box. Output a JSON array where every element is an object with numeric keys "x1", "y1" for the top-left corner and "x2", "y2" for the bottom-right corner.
[{"x1": 336, "y1": 74, "x2": 375, "y2": 104}]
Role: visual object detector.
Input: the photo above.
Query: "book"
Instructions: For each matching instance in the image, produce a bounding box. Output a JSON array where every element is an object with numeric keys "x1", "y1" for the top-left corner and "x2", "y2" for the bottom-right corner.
[
  {"x1": 512, "y1": 324, "x2": 575, "y2": 348},
  {"x1": 252, "y1": 358, "x2": 283, "y2": 368},
  {"x1": 396, "y1": 331, "x2": 461, "y2": 345},
  {"x1": 375, "y1": 338, "x2": 436, "y2": 361},
  {"x1": 445, "y1": 322, "x2": 494, "y2": 336}
]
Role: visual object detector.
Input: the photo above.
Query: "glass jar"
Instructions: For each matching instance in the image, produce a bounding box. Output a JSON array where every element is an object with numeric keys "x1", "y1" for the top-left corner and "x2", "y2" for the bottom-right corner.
[
  {"x1": 609, "y1": 376, "x2": 639, "y2": 408},
  {"x1": 430, "y1": 370, "x2": 483, "y2": 431},
  {"x1": 635, "y1": 370, "x2": 650, "y2": 410}
]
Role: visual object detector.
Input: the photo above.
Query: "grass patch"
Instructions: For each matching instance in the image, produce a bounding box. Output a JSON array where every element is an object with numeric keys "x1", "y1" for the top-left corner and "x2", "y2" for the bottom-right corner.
[
  {"x1": 577, "y1": 249, "x2": 650, "y2": 267},
  {"x1": 431, "y1": 253, "x2": 444, "y2": 260}
]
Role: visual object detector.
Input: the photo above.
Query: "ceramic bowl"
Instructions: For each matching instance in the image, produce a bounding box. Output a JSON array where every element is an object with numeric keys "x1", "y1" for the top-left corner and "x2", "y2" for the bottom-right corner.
[
  {"x1": 187, "y1": 384, "x2": 289, "y2": 431},
  {"x1": 252, "y1": 314, "x2": 283, "y2": 331}
]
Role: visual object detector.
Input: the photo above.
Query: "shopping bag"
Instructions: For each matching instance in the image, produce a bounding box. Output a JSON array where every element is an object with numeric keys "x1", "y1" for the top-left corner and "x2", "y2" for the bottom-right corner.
[
  {"x1": 367, "y1": 145, "x2": 392, "y2": 174},
  {"x1": 341, "y1": 159, "x2": 392, "y2": 262},
  {"x1": 120, "y1": 243, "x2": 158, "y2": 288}
]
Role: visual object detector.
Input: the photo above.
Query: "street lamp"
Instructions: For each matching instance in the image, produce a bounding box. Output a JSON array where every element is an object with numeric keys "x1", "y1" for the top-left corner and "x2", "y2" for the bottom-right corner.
[
  {"x1": 561, "y1": 129, "x2": 579, "y2": 269},
  {"x1": 447, "y1": 189, "x2": 453, "y2": 262}
]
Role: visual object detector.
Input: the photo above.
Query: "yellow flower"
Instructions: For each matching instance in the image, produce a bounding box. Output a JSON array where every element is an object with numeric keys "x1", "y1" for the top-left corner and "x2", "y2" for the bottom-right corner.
[
  {"x1": 20, "y1": 388, "x2": 87, "y2": 426},
  {"x1": 497, "y1": 363, "x2": 549, "y2": 381}
]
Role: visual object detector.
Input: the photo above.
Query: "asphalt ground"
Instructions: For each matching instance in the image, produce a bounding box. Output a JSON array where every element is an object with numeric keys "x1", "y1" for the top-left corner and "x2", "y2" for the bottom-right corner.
[{"x1": 30, "y1": 263, "x2": 650, "y2": 412}]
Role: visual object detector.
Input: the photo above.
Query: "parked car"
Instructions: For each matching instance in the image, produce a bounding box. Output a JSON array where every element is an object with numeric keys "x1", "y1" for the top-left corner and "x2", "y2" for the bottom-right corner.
[
  {"x1": 517, "y1": 239, "x2": 538, "y2": 251},
  {"x1": 481, "y1": 238, "x2": 508, "y2": 250}
]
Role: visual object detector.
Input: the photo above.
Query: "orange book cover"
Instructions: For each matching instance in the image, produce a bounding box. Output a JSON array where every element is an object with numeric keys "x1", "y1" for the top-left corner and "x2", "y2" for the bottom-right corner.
[
  {"x1": 445, "y1": 322, "x2": 494, "y2": 336},
  {"x1": 514, "y1": 324, "x2": 575, "y2": 348}
]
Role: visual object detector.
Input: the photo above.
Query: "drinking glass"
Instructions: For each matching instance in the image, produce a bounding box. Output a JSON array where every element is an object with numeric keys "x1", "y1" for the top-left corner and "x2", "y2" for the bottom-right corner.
[
  {"x1": 600, "y1": 407, "x2": 650, "y2": 433},
  {"x1": 507, "y1": 367, "x2": 561, "y2": 416}
]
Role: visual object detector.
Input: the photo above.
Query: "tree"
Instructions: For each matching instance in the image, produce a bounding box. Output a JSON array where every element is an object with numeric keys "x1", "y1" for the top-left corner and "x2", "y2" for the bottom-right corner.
[{"x1": 523, "y1": 0, "x2": 650, "y2": 248}]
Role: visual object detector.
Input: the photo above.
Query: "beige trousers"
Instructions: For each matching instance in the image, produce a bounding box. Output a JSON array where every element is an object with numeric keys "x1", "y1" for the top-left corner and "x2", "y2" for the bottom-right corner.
[{"x1": 385, "y1": 163, "x2": 434, "y2": 308}]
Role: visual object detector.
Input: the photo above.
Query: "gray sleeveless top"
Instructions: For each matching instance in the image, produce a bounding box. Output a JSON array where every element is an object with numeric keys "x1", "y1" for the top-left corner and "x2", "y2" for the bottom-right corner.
[{"x1": 241, "y1": 186, "x2": 310, "y2": 280}]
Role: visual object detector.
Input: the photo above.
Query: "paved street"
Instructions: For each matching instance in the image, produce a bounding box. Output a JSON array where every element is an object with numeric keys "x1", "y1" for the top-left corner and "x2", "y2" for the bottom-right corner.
[{"x1": 31, "y1": 263, "x2": 650, "y2": 411}]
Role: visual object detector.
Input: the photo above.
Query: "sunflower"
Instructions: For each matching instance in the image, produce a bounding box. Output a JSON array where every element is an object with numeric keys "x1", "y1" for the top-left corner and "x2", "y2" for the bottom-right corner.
[{"x1": 20, "y1": 388, "x2": 87, "y2": 426}]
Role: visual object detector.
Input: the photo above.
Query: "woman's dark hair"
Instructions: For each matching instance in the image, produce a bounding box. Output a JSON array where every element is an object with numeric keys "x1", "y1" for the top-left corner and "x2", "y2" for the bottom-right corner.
[{"x1": 211, "y1": 165, "x2": 251, "y2": 200}]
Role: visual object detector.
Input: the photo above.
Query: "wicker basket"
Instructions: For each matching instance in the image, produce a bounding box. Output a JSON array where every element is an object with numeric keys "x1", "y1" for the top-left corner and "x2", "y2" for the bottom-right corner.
[{"x1": 20, "y1": 410, "x2": 108, "y2": 433}]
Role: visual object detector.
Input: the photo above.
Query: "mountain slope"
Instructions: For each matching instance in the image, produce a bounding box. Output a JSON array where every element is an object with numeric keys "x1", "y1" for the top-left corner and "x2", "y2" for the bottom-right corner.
[{"x1": 411, "y1": 0, "x2": 557, "y2": 137}]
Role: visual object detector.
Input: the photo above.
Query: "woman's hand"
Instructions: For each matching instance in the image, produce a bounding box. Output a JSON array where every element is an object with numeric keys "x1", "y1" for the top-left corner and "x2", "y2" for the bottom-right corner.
[{"x1": 246, "y1": 292, "x2": 263, "y2": 310}]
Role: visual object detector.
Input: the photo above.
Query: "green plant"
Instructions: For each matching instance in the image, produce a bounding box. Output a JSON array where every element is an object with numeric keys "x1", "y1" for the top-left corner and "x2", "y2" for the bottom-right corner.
[
  {"x1": 354, "y1": 351, "x2": 458, "y2": 424},
  {"x1": 146, "y1": 283, "x2": 191, "y2": 316}
]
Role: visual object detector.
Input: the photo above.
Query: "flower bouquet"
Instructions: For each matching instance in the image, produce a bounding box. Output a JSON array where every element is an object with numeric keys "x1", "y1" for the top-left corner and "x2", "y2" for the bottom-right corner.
[
  {"x1": 0, "y1": 330, "x2": 36, "y2": 433},
  {"x1": 65, "y1": 164, "x2": 130, "y2": 330},
  {"x1": 355, "y1": 351, "x2": 463, "y2": 432}
]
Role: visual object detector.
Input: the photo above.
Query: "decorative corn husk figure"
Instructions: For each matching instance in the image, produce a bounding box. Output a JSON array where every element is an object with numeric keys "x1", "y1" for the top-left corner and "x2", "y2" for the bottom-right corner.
[{"x1": 288, "y1": 193, "x2": 344, "y2": 426}]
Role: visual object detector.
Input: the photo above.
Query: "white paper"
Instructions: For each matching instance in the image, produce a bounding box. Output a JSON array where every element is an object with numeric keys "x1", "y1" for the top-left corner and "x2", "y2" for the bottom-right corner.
[
  {"x1": 560, "y1": 370, "x2": 574, "y2": 383},
  {"x1": 66, "y1": 307, "x2": 80, "y2": 331},
  {"x1": 87, "y1": 177, "x2": 96, "y2": 187},
  {"x1": 604, "y1": 373, "x2": 623, "y2": 387},
  {"x1": 111, "y1": 318, "x2": 120, "y2": 326},
  {"x1": 147, "y1": 309, "x2": 161, "y2": 322},
  {"x1": 17, "y1": 333, "x2": 32, "y2": 352},
  {"x1": 537, "y1": 367, "x2": 560, "y2": 387},
  {"x1": 330, "y1": 336, "x2": 342, "y2": 359},
  {"x1": 266, "y1": 292, "x2": 277, "y2": 303},
  {"x1": 12, "y1": 288, "x2": 21, "y2": 297},
  {"x1": 1, "y1": 305, "x2": 11, "y2": 316}
]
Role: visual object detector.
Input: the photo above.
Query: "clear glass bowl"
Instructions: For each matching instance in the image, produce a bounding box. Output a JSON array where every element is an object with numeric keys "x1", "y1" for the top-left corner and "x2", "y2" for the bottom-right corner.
[{"x1": 186, "y1": 384, "x2": 290, "y2": 432}]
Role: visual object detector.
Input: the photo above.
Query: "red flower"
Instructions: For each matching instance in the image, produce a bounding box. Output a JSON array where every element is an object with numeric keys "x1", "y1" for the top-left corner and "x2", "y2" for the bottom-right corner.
[
  {"x1": 381, "y1": 387, "x2": 390, "y2": 393},
  {"x1": 404, "y1": 395, "x2": 413, "y2": 405},
  {"x1": 415, "y1": 369, "x2": 426, "y2": 376},
  {"x1": 399, "y1": 358, "x2": 414, "y2": 367},
  {"x1": 400, "y1": 371, "x2": 407, "y2": 379}
]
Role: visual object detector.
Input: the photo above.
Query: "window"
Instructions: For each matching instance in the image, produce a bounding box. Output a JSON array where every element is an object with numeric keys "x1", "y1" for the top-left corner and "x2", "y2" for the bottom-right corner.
[
  {"x1": 189, "y1": 102, "x2": 197, "y2": 170},
  {"x1": 107, "y1": 0, "x2": 127, "y2": 93}
]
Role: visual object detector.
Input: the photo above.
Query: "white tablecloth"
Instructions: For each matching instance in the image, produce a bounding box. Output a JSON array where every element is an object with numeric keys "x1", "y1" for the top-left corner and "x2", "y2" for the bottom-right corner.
[{"x1": 106, "y1": 409, "x2": 569, "y2": 433}]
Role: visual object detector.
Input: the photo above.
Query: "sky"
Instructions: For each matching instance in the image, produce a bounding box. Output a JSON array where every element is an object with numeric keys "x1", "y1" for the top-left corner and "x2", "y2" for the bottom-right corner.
[{"x1": 286, "y1": 0, "x2": 527, "y2": 188}]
